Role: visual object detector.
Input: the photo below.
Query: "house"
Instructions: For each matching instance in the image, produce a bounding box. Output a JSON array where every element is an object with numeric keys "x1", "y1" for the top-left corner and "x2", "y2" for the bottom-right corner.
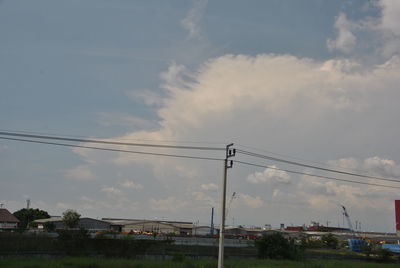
[{"x1": 0, "y1": 208, "x2": 20, "y2": 230}]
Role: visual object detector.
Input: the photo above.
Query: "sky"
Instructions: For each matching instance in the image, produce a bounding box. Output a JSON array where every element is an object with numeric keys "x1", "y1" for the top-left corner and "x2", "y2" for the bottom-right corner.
[{"x1": 1, "y1": 0, "x2": 400, "y2": 232}]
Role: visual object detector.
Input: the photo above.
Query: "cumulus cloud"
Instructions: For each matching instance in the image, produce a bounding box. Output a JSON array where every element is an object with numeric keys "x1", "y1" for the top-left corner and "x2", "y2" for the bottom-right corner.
[
  {"x1": 192, "y1": 191, "x2": 216, "y2": 206},
  {"x1": 100, "y1": 186, "x2": 123, "y2": 196},
  {"x1": 181, "y1": 0, "x2": 208, "y2": 40},
  {"x1": 327, "y1": 13, "x2": 357, "y2": 53},
  {"x1": 327, "y1": 0, "x2": 400, "y2": 58},
  {"x1": 119, "y1": 180, "x2": 144, "y2": 190},
  {"x1": 247, "y1": 166, "x2": 291, "y2": 185},
  {"x1": 97, "y1": 112, "x2": 158, "y2": 130},
  {"x1": 65, "y1": 165, "x2": 95, "y2": 181},
  {"x1": 126, "y1": 89, "x2": 164, "y2": 107},
  {"x1": 200, "y1": 183, "x2": 218, "y2": 191},
  {"x1": 328, "y1": 156, "x2": 400, "y2": 178},
  {"x1": 239, "y1": 194, "x2": 263, "y2": 209},
  {"x1": 79, "y1": 53, "x2": 399, "y2": 211},
  {"x1": 377, "y1": 0, "x2": 400, "y2": 57},
  {"x1": 71, "y1": 45, "x2": 400, "y2": 230},
  {"x1": 149, "y1": 196, "x2": 187, "y2": 212}
]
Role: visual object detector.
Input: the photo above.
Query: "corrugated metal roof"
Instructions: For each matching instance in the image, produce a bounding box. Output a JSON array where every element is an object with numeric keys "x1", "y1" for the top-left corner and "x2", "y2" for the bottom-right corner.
[
  {"x1": 0, "y1": 208, "x2": 20, "y2": 223},
  {"x1": 34, "y1": 216, "x2": 62, "y2": 223}
]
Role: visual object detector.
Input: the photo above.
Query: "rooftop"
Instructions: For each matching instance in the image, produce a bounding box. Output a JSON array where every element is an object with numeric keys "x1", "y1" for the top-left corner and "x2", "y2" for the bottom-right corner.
[{"x1": 0, "y1": 208, "x2": 20, "y2": 223}]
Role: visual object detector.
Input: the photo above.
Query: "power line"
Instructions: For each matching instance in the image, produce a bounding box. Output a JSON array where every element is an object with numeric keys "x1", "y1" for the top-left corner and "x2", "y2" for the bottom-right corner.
[
  {"x1": 0, "y1": 137, "x2": 223, "y2": 162},
  {"x1": 235, "y1": 143, "x2": 374, "y2": 176},
  {"x1": 0, "y1": 129, "x2": 227, "y2": 146},
  {"x1": 0, "y1": 131, "x2": 225, "y2": 151},
  {"x1": 234, "y1": 160, "x2": 400, "y2": 189},
  {"x1": 236, "y1": 149, "x2": 400, "y2": 184}
]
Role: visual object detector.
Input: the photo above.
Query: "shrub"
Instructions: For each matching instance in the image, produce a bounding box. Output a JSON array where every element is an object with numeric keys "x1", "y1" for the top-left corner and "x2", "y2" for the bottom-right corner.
[
  {"x1": 321, "y1": 233, "x2": 339, "y2": 249},
  {"x1": 376, "y1": 248, "x2": 393, "y2": 263},
  {"x1": 256, "y1": 233, "x2": 303, "y2": 260},
  {"x1": 172, "y1": 252, "x2": 186, "y2": 262}
]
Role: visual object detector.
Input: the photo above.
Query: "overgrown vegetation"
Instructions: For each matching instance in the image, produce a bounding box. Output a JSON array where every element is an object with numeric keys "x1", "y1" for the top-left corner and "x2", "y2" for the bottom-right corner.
[
  {"x1": 0, "y1": 257, "x2": 399, "y2": 268},
  {"x1": 321, "y1": 233, "x2": 339, "y2": 249},
  {"x1": 255, "y1": 233, "x2": 304, "y2": 260}
]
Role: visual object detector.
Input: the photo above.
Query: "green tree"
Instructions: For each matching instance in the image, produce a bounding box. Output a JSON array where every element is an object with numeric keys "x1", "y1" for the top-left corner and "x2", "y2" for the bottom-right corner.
[
  {"x1": 13, "y1": 208, "x2": 50, "y2": 229},
  {"x1": 62, "y1": 209, "x2": 81, "y2": 229},
  {"x1": 256, "y1": 232, "x2": 303, "y2": 260},
  {"x1": 321, "y1": 233, "x2": 339, "y2": 249}
]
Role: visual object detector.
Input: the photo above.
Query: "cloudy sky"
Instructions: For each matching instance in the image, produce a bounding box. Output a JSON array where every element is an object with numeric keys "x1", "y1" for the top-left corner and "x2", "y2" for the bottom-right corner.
[{"x1": 1, "y1": 0, "x2": 400, "y2": 232}]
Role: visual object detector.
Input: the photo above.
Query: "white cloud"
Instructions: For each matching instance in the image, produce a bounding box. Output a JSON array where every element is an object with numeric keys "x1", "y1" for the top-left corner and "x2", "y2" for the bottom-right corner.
[
  {"x1": 378, "y1": 0, "x2": 400, "y2": 36},
  {"x1": 328, "y1": 156, "x2": 400, "y2": 178},
  {"x1": 363, "y1": 156, "x2": 400, "y2": 178},
  {"x1": 65, "y1": 165, "x2": 95, "y2": 181},
  {"x1": 239, "y1": 194, "x2": 263, "y2": 209},
  {"x1": 327, "y1": 0, "x2": 400, "y2": 58},
  {"x1": 127, "y1": 89, "x2": 164, "y2": 107},
  {"x1": 247, "y1": 166, "x2": 291, "y2": 185},
  {"x1": 97, "y1": 112, "x2": 158, "y2": 129},
  {"x1": 327, "y1": 13, "x2": 357, "y2": 53},
  {"x1": 100, "y1": 186, "x2": 122, "y2": 196},
  {"x1": 71, "y1": 49, "x2": 400, "y2": 231},
  {"x1": 181, "y1": 0, "x2": 208, "y2": 40},
  {"x1": 201, "y1": 183, "x2": 218, "y2": 191},
  {"x1": 119, "y1": 180, "x2": 144, "y2": 190},
  {"x1": 149, "y1": 196, "x2": 187, "y2": 212},
  {"x1": 192, "y1": 191, "x2": 216, "y2": 207}
]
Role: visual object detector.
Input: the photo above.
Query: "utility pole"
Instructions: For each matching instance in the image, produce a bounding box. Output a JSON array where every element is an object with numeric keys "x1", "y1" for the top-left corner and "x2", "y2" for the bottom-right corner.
[{"x1": 218, "y1": 143, "x2": 235, "y2": 268}]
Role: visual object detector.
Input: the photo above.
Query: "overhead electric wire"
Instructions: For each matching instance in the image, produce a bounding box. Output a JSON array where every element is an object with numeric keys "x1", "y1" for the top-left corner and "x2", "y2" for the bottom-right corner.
[
  {"x1": 0, "y1": 129, "x2": 226, "y2": 146},
  {"x1": 2, "y1": 130, "x2": 399, "y2": 188},
  {"x1": 0, "y1": 131, "x2": 225, "y2": 151},
  {"x1": 0, "y1": 137, "x2": 223, "y2": 162},
  {"x1": 235, "y1": 143, "x2": 373, "y2": 176},
  {"x1": 234, "y1": 160, "x2": 400, "y2": 190},
  {"x1": 236, "y1": 149, "x2": 400, "y2": 184}
]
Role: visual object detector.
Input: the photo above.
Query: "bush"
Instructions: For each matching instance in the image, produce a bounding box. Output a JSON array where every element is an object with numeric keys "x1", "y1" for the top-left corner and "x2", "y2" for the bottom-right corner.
[
  {"x1": 321, "y1": 233, "x2": 339, "y2": 249},
  {"x1": 256, "y1": 233, "x2": 303, "y2": 260},
  {"x1": 172, "y1": 252, "x2": 186, "y2": 262},
  {"x1": 376, "y1": 248, "x2": 393, "y2": 263}
]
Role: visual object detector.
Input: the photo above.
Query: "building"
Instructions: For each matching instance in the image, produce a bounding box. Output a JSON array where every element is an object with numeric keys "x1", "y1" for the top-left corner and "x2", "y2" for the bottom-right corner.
[
  {"x1": 103, "y1": 218, "x2": 195, "y2": 235},
  {"x1": 34, "y1": 217, "x2": 118, "y2": 232},
  {"x1": 0, "y1": 208, "x2": 20, "y2": 230}
]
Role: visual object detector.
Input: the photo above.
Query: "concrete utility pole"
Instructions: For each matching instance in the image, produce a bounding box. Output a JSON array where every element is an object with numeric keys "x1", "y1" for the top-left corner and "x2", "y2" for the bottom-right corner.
[{"x1": 218, "y1": 143, "x2": 235, "y2": 268}]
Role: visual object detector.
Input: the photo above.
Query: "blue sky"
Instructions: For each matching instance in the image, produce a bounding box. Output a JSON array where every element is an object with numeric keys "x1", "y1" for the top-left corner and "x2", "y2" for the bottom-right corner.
[{"x1": 1, "y1": 0, "x2": 400, "y2": 232}]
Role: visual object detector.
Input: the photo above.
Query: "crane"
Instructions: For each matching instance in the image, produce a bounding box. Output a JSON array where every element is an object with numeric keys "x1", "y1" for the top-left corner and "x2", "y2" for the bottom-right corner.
[
  {"x1": 341, "y1": 205, "x2": 366, "y2": 252},
  {"x1": 341, "y1": 205, "x2": 356, "y2": 237}
]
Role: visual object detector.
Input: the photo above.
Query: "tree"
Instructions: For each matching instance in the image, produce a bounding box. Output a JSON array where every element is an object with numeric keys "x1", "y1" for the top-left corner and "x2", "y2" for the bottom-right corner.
[
  {"x1": 13, "y1": 208, "x2": 50, "y2": 229},
  {"x1": 321, "y1": 233, "x2": 339, "y2": 249},
  {"x1": 256, "y1": 233, "x2": 303, "y2": 260},
  {"x1": 62, "y1": 209, "x2": 81, "y2": 229}
]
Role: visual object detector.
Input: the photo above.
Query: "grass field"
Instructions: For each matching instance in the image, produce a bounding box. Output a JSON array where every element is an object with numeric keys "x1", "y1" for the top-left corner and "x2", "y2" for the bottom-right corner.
[{"x1": 0, "y1": 258, "x2": 399, "y2": 268}]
